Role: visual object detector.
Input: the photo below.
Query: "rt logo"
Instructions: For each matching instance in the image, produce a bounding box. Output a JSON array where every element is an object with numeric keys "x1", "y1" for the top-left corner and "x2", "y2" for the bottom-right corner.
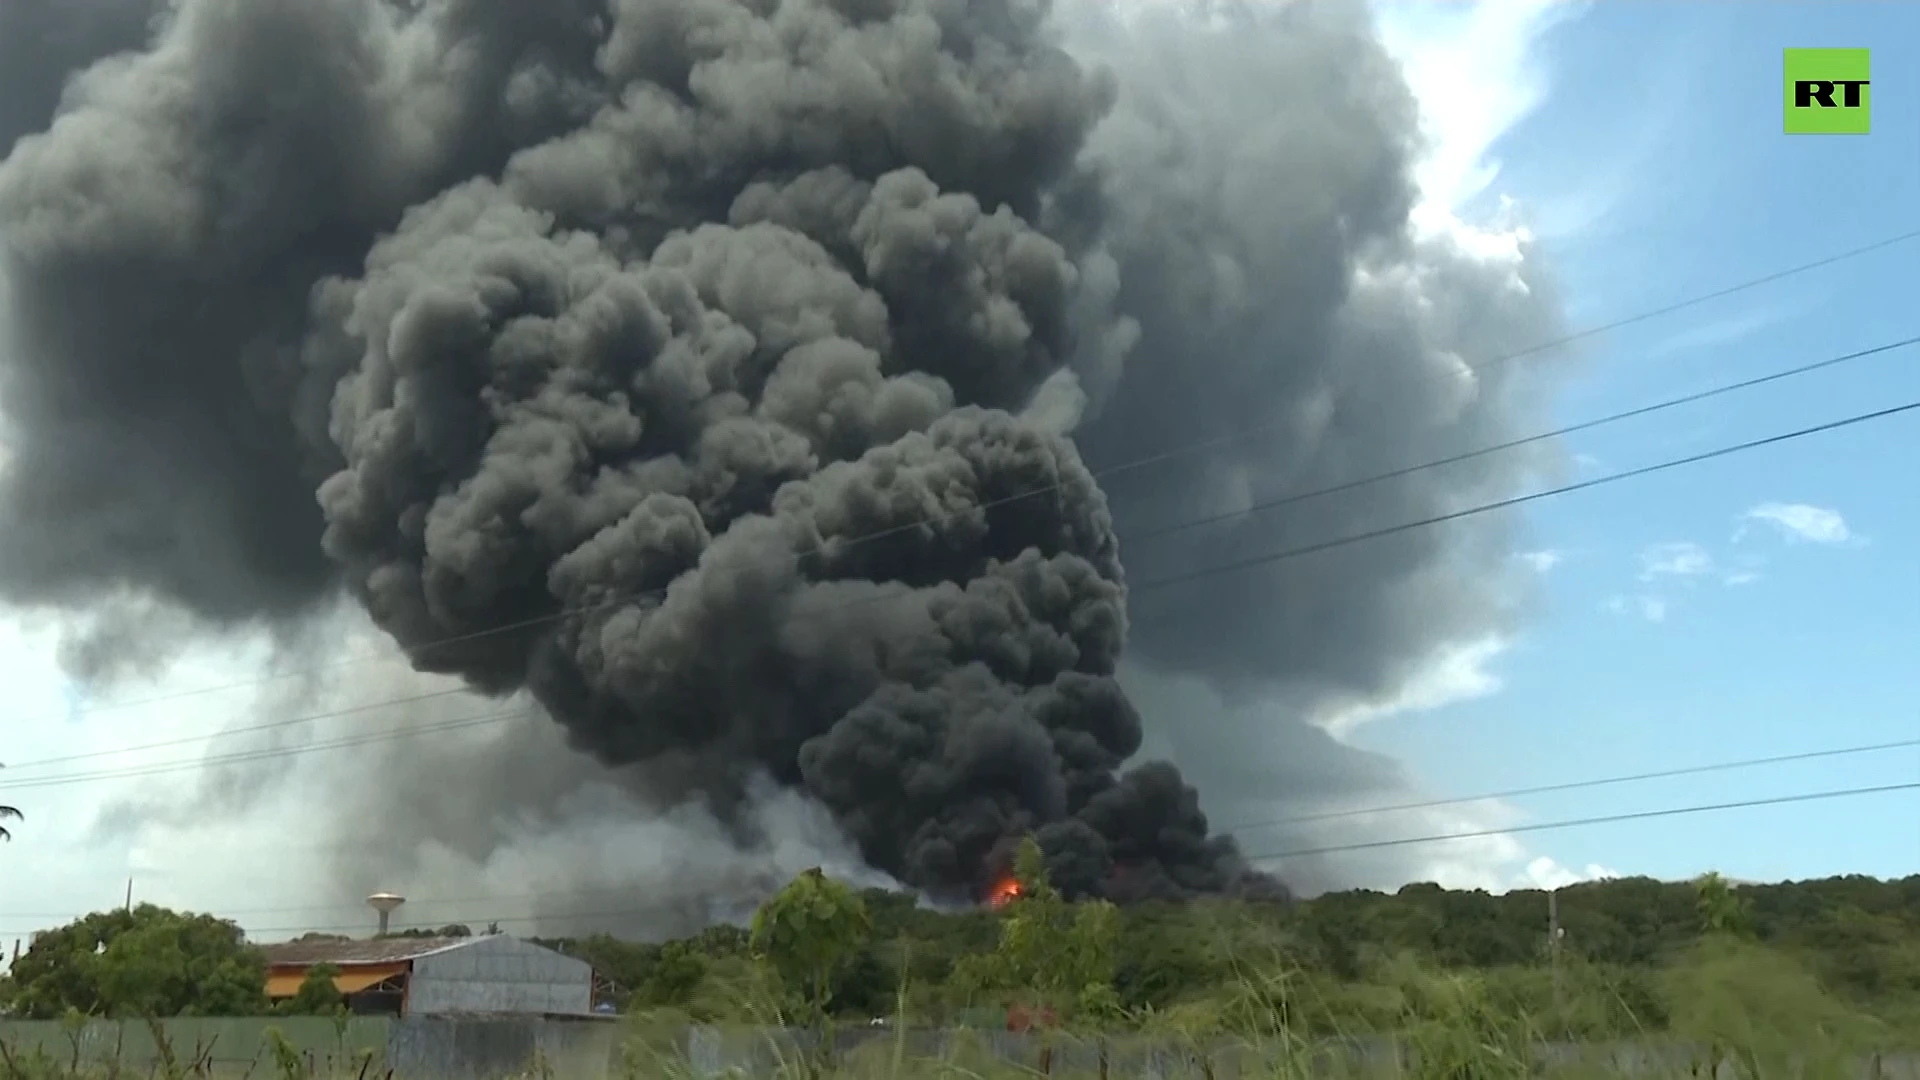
[{"x1": 1784, "y1": 48, "x2": 1870, "y2": 134}]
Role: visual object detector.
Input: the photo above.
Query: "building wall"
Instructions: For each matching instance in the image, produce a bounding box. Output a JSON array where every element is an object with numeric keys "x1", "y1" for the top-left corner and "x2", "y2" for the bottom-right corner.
[
  {"x1": 406, "y1": 934, "x2": 594, "y2": 1017},
  {"x1": 387, "y1": 1015, "x2": 617, "y2": 1080}
]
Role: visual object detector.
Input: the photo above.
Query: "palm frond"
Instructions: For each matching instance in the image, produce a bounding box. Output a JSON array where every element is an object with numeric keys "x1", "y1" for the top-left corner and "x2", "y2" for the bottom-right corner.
[{"x1": 0, "y1": 761, "x2": 15, "y2": 840}]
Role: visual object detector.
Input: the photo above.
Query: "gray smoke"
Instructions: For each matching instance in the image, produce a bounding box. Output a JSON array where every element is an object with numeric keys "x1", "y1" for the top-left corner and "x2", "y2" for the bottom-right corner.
[
  {"x1": 0, "y1": 0, "x2": 160, "y2": 153},
  {"x1": 1064, "y1": 0, "x2": 1563, "y2": 689},
  {"x1": 0, "y1": 0, "x2": 1568, "y2": 906},
  {"x1": 1043, "y1": 0, "x2": 1567, "y2": 886}
]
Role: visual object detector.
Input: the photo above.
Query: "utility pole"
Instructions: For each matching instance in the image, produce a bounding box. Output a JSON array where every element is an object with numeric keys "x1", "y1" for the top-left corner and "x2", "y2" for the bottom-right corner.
[{"x1": 1548, "y1": 887, "x2": 1564, "y2": 1018}]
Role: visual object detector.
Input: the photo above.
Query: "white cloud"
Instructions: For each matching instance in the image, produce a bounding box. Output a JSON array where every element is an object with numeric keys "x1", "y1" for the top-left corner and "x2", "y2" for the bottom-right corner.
[
  {"x1": 1262, "y1": 797, "x2": 1620, "y2": 897},
  {"x1": 0, "y1": 610, "x2": 886, "y2": 953},
  {"x1": 1641, "y1": 305, "x2": 1798, "y2": 363},
  {"x1": 1318, "y1": 636, "x2": 1510, "y2": 738},
  {"x1": 0, "y1": 621, "x2": 348, "y2": 945},
  {"x1": 1631, "y1": 539, "x2": 1775, "y2": 593},
  {"x1": 1313, "y1": 0, "x2": 1603, "y2": 893},
  {"x1": 1517, "y1": 549, "x2": 1563, "y2": 574},
  {"x1": 1638, "y1": 541, "x2": 1713, "y2": 581},
  {"x1": 1374, "y1": 0, "x2": 1580, "y2": 238},
  {"x1": 1604, "y1": 593, "x2": 1668, "y2": 623},
  {"x1": 1518, "y1": 855, "x2": 1620, "y2": 891},
  {"x1": 1720, "y1": 551, "x2": 1766, "y2": 587},
  {"x1": 1742, "y1": 502, "x2": 1854, "y2": 546}
]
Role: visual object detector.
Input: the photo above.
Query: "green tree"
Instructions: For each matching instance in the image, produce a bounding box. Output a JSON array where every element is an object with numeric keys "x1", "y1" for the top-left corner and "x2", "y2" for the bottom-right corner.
[
  {"x1": 638, "y1": 940, "x2": 708, "y2": 1009},
  {"x1": 381, "y1": 923, "x2": 471, "y2": 939},
  {"x1": 541, "y1": 870, "x2": 1920, "y2": 1036},
  {"x1": 1114, "y1": 907, "x2": 1223, "y2": 1010},
  {"x1": 7, "y1": 905, "x2": 269, "y2": 1018},
  {"x1": 1666, "y1": 937, "x2": 1876, "y2": 1077},
  {"x1": 749, "y1": 867, "x2": 873, "y2": 1025},
  {"x1": 1695, "y1": 873, "x2": 1755, "y2": 940},
  {"x1": 276, "y1": 964, "x2": 345, "y2": 1015},
  {"x1": 985, "y1": 836, "x2": 1122, "y2": 1022}
]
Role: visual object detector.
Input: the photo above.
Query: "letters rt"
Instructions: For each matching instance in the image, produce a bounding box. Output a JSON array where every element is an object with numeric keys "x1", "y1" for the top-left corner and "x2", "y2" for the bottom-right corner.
[
  {"x1": 1783, "y1": 49, "x2": 1870, "y2": 135},
  {"x1": 1794, "y1": 80, "x2": 1868, "y2": 109}
]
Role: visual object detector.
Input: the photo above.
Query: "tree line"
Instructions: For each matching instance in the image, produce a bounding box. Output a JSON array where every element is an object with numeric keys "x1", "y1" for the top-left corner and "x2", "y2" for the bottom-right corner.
[
  {"x1": 542, "y1": 857, "x2": 1920, "y2": 1036},
  {"x1": 3, "y1": 846, "x2": 1916, "y2": 1040}
]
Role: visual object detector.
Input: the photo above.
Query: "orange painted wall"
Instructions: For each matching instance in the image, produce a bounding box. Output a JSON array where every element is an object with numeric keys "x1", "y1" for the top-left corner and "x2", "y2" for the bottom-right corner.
[{"x1": 265, "y1": 962, "x2": 409, "y2": 998}]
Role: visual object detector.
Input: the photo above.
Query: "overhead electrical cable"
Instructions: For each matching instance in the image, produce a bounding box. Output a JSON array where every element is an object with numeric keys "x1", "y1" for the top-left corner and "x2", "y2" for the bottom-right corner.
[
  {"x1": 1128, "y1": 399, "x2": 1918, "y2": 599},
  {"x1": 5, "y1": 386, "x2": 1916, "y2": 787},
  {"x1": 1219, "y1": 736, "x2": 1920, "y2": 834},
  {"x1": 4, "y1": 779, "x2": 1908, "y2": 938},
  {"x1": 3, "y1": 733, "x2": 1910, "y2": 921},
  {"x1": 0, "y1": 708, "x2": 532, "y2": 791},
  {"x1": 4, "y1": 685, "x2": 512, "y2": 772},
  {"x1": 1240, "y1": 781, "x2": 1920, "y2": 863},
  {"x1": 1124, "y1": 336, "x2": 1917, "y2": 548},
  {"x1": 22, "y1": 229, "x2": 1916, "y2": 731}
]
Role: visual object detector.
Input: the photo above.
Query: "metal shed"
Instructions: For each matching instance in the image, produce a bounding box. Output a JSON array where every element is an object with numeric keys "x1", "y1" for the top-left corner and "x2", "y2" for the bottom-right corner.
[{"x1": 261, "y1": 934, "x2": 597, "y2": 1017}]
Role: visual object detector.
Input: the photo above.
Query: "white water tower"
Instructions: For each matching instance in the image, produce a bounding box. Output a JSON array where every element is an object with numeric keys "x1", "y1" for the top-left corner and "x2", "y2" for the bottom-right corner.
[{"x1": 367, "y1": 892, "x2": 406, "y2": 936}]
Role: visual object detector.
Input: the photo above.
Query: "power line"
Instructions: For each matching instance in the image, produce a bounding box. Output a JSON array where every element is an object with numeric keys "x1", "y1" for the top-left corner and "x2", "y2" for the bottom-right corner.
[
  {"x1": 3, "y1": 684, "x2": 502, "y2": 773},
  {"x1": 1129, "y1": 398, "x2": 1919, "y2": 599},
  {"x1": 5, "y1": 780, "x2": 1909, "y2": 939},
  {"x1": 0, "y1": 708, "x2": 529, "y2": 791},
  {"x1": 1125, "y1": 336, "x2": 1917, "y2": 548},
  {"x1": 1220, "y1": 737, "x2": 1920, "y2": 834},
  {"x1": 22, "y1": 230, "x2": 1916, "y2": 733},
  {"x1": 4, "y1": 731, "x2": 1914, "y2": 922},
  {"x1": 1242, "y1": 781, "x2": 1920, "y2": 863},
  {"x1": 5, "y1": 383, "x2": 1917, "y2": 790}
]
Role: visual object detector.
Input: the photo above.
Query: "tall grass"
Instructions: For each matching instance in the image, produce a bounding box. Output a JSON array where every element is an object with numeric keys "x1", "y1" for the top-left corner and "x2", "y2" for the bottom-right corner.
[
  {"x1": 615, "y1": 935, "x2": 1914, "y2": 1079},
  {"x1": 2, "y1": 939, "x2": 1912, "y2": 1078}
]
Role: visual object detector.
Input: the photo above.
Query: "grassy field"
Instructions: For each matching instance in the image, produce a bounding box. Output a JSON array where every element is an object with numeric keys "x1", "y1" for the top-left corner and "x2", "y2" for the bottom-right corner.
[
  {"x1": 9, "y1": 938, "x2": 1902, "y2": 1079},
  {"x1": 616, "y1": 936, "x2": 1919, "y2": 1079}
]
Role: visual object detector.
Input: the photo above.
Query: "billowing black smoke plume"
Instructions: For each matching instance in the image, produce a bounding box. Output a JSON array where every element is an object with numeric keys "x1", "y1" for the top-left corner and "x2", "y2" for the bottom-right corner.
[
  {"x1": 0, "y1": 0, "x2": 1307, "y2": 903},
  {"x1": 0, "y1": 0, "x2": 1570, "y2": 908}
]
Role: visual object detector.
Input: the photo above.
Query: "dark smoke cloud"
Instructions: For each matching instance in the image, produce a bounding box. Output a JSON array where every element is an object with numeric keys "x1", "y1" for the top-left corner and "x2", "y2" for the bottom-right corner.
[
  {"x1": 1047, "y1": 0, "x2": 1567, "y2": 886},
  {"x1": 1, "y1": 0, "x2": 1573, "y2": 909},
  {"x1": 0, "y1": 0, "x2": 159, "y2": 153},
  {"x1": 1062, "y1": 0, "x2": 1564, "y2": 696},
  {"x1": 0, "y1": 0, "x2": 1294, "y2": 905}
]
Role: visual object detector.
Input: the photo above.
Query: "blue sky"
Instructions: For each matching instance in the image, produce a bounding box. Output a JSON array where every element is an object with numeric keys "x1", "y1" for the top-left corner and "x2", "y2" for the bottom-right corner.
[{"x1": 1354, "y1": 1, "x2": 1920, "y2": 885}]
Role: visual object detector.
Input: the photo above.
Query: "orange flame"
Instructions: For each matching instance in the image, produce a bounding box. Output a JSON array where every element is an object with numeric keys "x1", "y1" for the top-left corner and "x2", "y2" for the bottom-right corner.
[{"x1": 986, "y1": 876, "x2": 1022, "y2": 909}]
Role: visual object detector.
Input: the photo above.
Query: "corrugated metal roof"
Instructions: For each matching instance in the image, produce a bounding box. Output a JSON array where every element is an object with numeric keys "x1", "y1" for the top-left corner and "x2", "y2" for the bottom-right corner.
[{"x1": 261, "y1": 936, "x2": 474, "y2": 966}]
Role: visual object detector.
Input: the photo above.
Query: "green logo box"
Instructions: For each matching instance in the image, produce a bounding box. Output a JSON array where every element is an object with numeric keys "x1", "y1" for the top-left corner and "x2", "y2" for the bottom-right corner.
[{"x1": 1784, "y1": 48, "x2": 1870, "y2": 134}]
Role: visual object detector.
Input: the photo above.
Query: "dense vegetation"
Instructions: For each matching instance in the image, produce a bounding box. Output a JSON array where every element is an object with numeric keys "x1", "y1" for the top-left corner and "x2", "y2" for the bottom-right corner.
[
  {"x1": 3, "y1": 849, "x2": 1917, "y2": 1060},
  {"x1": 2, "y1": 907, "x2": 283, "y2": 1019},
  {"x1": 538, "y1": 856, "x2": 1920, "y2": 1041}
]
